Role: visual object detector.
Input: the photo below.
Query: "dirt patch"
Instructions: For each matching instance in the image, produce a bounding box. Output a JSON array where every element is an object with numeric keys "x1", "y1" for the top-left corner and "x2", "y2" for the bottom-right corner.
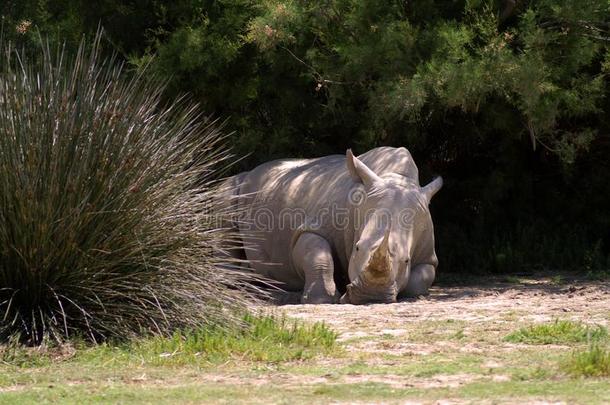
[
  {"x1": 0, "y1": 385, "x2": 27, "y2": 393},
  {"x1": 252, "y1": 275, "x2": 610, "y2": 401},
  {"x1": 274, "y1": 276, "x2": 610, "y2": 341}
]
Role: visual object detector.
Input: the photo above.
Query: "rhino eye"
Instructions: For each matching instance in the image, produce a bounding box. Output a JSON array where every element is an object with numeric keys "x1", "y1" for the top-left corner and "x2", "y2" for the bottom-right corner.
[{"x1": 355, "y1": 245, "x2": 360, "y2": 252}]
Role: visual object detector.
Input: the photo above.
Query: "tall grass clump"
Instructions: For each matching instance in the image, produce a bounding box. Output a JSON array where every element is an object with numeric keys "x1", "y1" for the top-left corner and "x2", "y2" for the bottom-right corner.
[
  {"x1": 0, "y1": 34, "x2": 258, "y2": 345},
  {"x1": 563, "y1": 345, "x2": 610, "y2": 377}
]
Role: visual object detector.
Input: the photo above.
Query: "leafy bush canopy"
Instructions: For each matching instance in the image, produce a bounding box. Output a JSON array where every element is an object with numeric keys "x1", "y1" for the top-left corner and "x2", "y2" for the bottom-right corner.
[
  {"x1": 2, "y1": 0, "x2": 609, "y2": 273},
  {"x1": 0, "y1": 33, "x2": 258, "y2": 345}
]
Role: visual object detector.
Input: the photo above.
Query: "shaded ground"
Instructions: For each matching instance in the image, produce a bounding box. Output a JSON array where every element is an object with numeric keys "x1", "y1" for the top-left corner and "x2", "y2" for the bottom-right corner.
[
  {"x1": 281, "y1": 274, "x2": 610, "y2": 341},
  {"x1": 1, "y1": 274, "x2": 609, "y2": 404}
]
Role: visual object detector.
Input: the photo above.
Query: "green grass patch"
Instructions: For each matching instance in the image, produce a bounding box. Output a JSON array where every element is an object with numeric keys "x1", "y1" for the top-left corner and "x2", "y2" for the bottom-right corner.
[
  {"x1": 504, "y1": 275, "x2": 522, "y2": 284},
  {"x1": 587, "y1": 269, "x2": 610, "y2": 281},
  {"x1": 127, "y1": 314, "x2": 338, "y2": 364},
  {"x1": 563, "y1": 344, "x2": 610, "y2": 377},
  {"x1": 504, "y1": 320, "x2": 608, "y2": 345},
  {"x1": 0, "y1": 314, "x2": 338, "y2": 369},
  {"x1": 1, "y1": 377, "x2": 609, "y2": 405},
  {"x1": 3, "y1": 313, "x2": 610, "y2": 404},
  {"x1": 550, "y1": 275, "x2": 565, "y2": 285}
]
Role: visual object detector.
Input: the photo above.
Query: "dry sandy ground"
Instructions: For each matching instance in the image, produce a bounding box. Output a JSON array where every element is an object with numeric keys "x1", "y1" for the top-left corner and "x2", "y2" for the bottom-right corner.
[
  {"x1": 257, "y1": 275, "x2": 610, "y2": 404},
  {"x1": 279, "y1": 276, "x2": 610, "y2": 338}
]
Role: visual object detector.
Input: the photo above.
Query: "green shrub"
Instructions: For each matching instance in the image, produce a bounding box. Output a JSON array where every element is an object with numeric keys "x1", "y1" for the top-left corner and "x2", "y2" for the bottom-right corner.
[
  {"x1": 505, "y1": 320, "x2": 608, "y2": 345},
  {"x1": 563, "y1": 344, "x2": 610, "y2": 377},
  {"x1": 0, "y1": 34, "x2": 257, "y2": 345}
]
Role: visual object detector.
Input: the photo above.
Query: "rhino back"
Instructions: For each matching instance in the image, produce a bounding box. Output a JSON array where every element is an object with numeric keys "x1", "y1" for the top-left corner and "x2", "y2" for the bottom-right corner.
[
  {"x1": 359, "y1": 146, "x2": 419, "y2": 185},
  {"x1": 236, "y1": 155, "x2": 348, "y2": 288}
]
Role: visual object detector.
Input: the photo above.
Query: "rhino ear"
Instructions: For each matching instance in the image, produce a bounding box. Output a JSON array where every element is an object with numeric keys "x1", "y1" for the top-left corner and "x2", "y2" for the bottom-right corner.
[
  {"x1": 421, "y1": 176, "x2": 443, "y2": 203},
  {"x1": 346, "y1": 149, "x2": 382, "y2": 188}
]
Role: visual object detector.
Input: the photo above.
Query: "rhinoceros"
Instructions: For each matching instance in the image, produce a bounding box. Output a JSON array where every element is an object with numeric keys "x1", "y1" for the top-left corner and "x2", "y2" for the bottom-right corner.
[{"x1": 224, "y1": 147, "x2": 442, "y2": 304}]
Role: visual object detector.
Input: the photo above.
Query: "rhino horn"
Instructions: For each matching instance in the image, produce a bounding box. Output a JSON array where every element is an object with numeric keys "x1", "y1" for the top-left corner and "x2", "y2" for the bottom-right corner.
[
  {"x1": 421, "y1": 176, "x2": 443, "y2": 204},
  {"x1": 378, "y1": 227, "x2": 391, "y2": 259},
  {"x1": 365, "y1": 229, "x2": 392, "y2": 282},
  {"x1": 346, "y1": 149, "x2": 382, "y2": 188}
]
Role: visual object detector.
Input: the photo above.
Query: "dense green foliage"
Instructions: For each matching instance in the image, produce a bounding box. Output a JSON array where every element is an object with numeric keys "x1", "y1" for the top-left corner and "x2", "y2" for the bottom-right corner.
[
  {"x1": 2, "y1": 0, "x2": 609, "y2": 274},
  {"x1": 0, "y1": 34, "x2": 258, "y2": 345}
]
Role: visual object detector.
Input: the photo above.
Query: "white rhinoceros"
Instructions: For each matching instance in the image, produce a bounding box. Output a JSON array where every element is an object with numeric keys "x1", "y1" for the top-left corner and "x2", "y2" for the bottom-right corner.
[{"x1": 224, "y1": 147, "x2": 442, "y2": 304}]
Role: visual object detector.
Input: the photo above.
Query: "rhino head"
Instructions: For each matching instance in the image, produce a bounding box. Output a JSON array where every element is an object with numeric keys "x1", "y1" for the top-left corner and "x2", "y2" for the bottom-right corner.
[{"x1": 340, "y1": 149, "x2": 442, "y2": 304}]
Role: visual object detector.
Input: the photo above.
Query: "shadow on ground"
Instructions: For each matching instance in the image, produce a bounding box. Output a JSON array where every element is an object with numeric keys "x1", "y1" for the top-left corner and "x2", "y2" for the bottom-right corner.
[{"x1": 269, "y1": 272, "x2": 609, "y2": 305}]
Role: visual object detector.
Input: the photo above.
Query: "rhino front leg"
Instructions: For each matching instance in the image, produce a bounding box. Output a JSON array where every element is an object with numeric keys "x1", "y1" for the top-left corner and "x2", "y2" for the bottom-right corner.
[
  {"x1": 402, "y1": 264, "x2": 436, "y2": 298},
  {"x1": 292, "y1": 233, "x2": 340, "y2": 304}
]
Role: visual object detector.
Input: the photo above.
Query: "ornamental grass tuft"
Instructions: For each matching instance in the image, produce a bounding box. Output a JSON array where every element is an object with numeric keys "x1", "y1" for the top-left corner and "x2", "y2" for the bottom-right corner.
[{"x1": 0, "y1": 34, "x2": 259, "y2": 345}]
